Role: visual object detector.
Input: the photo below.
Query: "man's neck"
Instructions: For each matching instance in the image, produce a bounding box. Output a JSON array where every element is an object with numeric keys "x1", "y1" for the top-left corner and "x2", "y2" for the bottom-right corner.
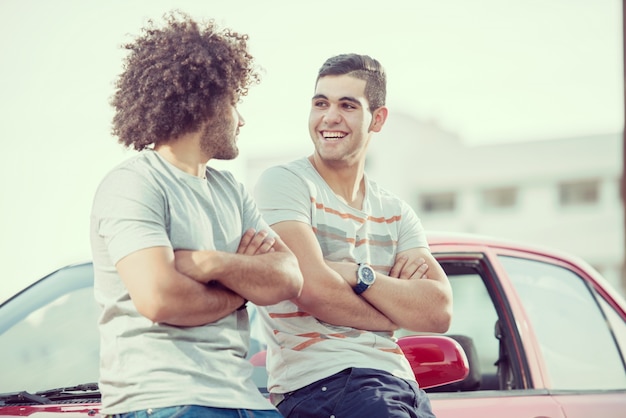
[
  {"x1": 309, "y1": 155, "x2": 365, "y2": 209},
  {"x1": 154, "y1": 133, "x2": 208, "y2": 178}
]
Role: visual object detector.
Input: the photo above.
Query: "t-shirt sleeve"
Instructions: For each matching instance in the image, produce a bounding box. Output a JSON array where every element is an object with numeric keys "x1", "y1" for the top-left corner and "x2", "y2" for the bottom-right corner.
[
  {"x1": 92, "y1": 168, "x2": 172, "y2": 265},
  {"x1": 254, "y1": 165, "x2": 312, "y2": 226},
  {"x1": 397, "y1": 200, "x2": 430, "y2": 253}
]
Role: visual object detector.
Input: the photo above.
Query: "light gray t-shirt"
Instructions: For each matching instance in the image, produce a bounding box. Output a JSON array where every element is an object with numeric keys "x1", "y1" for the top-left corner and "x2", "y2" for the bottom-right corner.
[
  {"x1": 90, "y1": 150, "x2": 274, "y2": 414},
  {"x1": 254, "y1": 157, "x2": 429, "y2": 394}
]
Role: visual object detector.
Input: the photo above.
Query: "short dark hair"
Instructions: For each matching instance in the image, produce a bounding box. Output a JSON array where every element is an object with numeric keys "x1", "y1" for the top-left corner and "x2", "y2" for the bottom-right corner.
[
  {"x1": 317, "y1": 53, "x2": 386, "y2": 111},
  {"x1": 111, "y1": 11, "x2": 260, "y2": 150}
]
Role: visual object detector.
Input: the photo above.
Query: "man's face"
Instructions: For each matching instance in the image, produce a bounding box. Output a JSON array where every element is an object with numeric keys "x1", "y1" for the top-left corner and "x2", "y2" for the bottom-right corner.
[
  {"x1": 200, "y1": 98, "x2": 245, "y2": 160},
  {"x1": 308, "y1": 75, "x2": 376, "y2": 165}
]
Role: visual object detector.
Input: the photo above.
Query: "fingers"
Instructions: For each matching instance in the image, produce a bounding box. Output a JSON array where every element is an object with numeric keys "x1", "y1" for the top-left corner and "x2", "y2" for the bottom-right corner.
[
  {"x1": 237, "y1": 228, "x2": 256, "y2": 252},
  {"x1": 412, "y1": 262, "x2": 429, "y2": 280},
  {"x1": 390, "y1": 255, "x2": 429, "y2": 280},
  {"x1": 389, "y1": 255, "x2": 407, "y2": 278},
  {"x1": 237, "y1": 228, "x2": 276, "y2": 255},
  {"x1": 253, "y1": 234, "x2": 275, "y2": 255}
]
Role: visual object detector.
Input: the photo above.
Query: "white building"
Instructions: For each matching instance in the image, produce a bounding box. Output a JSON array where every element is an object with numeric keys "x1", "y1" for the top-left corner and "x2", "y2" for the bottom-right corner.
[{"x1": 244, "y1": 112, "x2": 624, "y2": 296}]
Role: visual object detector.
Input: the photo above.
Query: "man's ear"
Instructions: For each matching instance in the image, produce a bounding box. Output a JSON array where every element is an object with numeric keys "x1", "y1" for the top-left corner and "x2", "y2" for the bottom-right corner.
[{"x1": 369, "y1": 106, "x2": 388, "y2": 133}]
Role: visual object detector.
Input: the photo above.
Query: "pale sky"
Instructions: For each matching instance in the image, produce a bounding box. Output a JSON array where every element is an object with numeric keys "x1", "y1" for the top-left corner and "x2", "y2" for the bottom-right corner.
[{"x1": 0, "y1": 0, "x2": 623, "y2": 302}]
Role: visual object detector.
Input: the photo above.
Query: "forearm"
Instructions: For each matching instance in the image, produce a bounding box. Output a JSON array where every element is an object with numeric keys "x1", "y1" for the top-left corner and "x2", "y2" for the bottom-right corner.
[
  {"x1": 294, "y1": 262, "x2": 397, "y2": 331},
  {"x1": 175, "y1": 246, "x2": 302, "y2": 306},
  {"x1": 154, "y1": 278, "x2": 245, "y2": 327},
  {"x1": 117, "y1": 247, "x2": 245, "y2": 327},
  {"x1": 329, "y1": 258, "x2": 452, "y2": 333},
  {"x1": 217, "y1": 251, "x2": 303, "y2": 305},
  {"x1": 361, "y1": 276, "x2": 452, "y2": 332}
]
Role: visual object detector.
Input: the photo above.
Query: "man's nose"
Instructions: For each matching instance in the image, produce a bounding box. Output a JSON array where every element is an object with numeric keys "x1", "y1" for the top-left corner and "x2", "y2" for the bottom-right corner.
[
  {"x1": 237, "y1": 110, "x2": 245, "y2": 127},
  {"x1": 323, "y1": 105, "x2": 341, "y2": 124}
]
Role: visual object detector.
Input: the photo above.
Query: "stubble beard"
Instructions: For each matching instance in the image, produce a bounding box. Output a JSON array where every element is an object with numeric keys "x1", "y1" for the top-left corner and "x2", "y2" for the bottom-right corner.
[
  {"x1": 200, "y1": 120, "x2": 239, "y2": 160},
  {"x1": 203, "y1": 139, "x2": 239, "y2": 160}
]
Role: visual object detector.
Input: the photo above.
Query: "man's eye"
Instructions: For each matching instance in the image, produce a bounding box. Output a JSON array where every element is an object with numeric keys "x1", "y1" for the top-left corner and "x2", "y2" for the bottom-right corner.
[
  {"x1": 314, "y1": 101, "x2": 328, "y2": 108},
  {"x1": 342, "y1": 103, "x2": 356, "y2": 110}
]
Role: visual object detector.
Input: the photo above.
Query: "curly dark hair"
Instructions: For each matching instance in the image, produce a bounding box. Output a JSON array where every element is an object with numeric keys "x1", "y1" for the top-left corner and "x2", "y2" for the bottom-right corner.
[{"x1": 111, "y1": 11, "x2": 260, "y2": 150}]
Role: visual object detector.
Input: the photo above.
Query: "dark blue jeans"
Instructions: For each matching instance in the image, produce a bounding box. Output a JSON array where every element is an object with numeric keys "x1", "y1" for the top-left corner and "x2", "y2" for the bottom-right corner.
[
  {"x1": 276, "y1": 368, "x2": 436, "y2": 418},
  {"x1": 107, "y1": 405, "x2": 283, "y2": 418}
]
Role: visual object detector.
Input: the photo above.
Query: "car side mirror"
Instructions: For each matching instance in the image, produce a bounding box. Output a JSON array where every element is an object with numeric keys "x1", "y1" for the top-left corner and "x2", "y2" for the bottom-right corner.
[
  {"x1": 397, "y1": 335, "x2": 470, "y2": 389},
  {"x1": 248, "y1": 335, "x2": 469, "y2": 391}
]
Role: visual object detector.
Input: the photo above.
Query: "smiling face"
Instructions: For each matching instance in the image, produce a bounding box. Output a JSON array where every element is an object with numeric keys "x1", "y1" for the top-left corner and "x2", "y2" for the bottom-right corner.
[{"x1": 309, "y1": 75, "x2": 386, "y2": 167}]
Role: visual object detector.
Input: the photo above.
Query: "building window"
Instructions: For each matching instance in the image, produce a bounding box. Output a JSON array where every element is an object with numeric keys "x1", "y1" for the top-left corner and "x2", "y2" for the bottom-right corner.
[
  {"x1": 559, "y1": 179, "x2": 600, "y2": 206},
  {"x1": 419, "y1": 192, "x2": 456, "y2": 213},
  {"x1": 482, "y1": 187, "x2": 517, "y2": 209}
]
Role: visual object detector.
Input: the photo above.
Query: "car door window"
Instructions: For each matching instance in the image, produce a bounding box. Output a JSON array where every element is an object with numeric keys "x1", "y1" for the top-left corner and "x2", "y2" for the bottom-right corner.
[
  {"x1": 443, "y1": 273, "x2": 499, "y2": 379},
  {"x1": 500, "y1": 255, "x2": 626, "y2": 390}
]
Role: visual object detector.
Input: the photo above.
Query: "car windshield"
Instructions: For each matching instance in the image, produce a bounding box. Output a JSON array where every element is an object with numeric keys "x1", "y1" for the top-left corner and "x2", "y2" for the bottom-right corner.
[
  {"x1": 0, "y1": 263, "x2": 270, "y2": 395},
  {"x1": 0, "y1": 265, "x2": 100, "y2": 393}
]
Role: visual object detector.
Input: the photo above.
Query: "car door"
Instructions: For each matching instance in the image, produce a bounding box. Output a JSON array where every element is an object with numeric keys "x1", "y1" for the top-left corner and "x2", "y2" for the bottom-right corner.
[
  {"x1": 498, "y1": 251, "x2": 626, "y2": 418},
  {"x1": 398, "y1": 242, "x2": 626, "y2": 418}
]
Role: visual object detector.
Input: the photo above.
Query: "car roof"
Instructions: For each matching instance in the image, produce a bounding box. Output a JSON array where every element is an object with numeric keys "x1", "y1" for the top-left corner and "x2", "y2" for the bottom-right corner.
[{"x1": 427, "y1": 230, "x2": 563, "y2": 253}]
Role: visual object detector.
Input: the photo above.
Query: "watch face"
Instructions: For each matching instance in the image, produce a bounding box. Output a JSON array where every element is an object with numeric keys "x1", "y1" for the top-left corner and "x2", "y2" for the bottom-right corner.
[{"x1": 359, "y1": 265, "x2": 376, "y2": 285}]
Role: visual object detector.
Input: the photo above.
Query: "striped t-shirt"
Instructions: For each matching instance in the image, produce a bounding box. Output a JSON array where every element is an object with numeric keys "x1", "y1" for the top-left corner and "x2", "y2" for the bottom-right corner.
[{"x1": 254, "y1": 157, "x2": 429, "y2": 394}]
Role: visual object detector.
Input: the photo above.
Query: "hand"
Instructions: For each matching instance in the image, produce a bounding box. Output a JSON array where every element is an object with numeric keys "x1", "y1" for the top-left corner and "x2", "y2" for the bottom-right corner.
[
  {"x1": 389, "y1": 255, "x2": 429, "y2": 280},
  {"x1": 237, "y1": 228, "x2": 276, "y2": 255}
]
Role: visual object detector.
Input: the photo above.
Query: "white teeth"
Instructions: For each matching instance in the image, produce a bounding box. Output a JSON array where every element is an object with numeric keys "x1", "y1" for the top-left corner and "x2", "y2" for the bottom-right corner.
[{"x1": 322, "y1": 132, "x2": 345, "y2": 140}]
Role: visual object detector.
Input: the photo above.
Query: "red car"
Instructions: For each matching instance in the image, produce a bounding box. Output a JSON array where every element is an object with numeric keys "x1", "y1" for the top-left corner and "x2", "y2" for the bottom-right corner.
[{"x1": 1, "y1": 232, "x2": 625, "y2": 417}]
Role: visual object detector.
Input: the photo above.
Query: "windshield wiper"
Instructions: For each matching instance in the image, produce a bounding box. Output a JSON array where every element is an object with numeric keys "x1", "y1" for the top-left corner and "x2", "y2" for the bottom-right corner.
[{"x1": 0, "y1": 383, "x2": 99, "y2": 405}]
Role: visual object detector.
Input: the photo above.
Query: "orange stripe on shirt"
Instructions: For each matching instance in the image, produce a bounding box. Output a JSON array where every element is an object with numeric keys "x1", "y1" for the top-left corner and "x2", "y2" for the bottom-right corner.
[
  {"x1": 292, "y1": 337, "x2": 325, "y2": 351},
  {"x1": 367, "y1": 215, "x2": 402, "y2": 224},
  {"x1": 310, "y1": 197, "x2": 403, "y2": 225},
  {"x1": 290, "y1": 330, "x2": 365, "y2": 351},
  {"x1": 313, "y1": 201, "x2": 366, "y2": 223},
  {"x1": 311, "y1": 198, "x2": 403, "y2": 224}
]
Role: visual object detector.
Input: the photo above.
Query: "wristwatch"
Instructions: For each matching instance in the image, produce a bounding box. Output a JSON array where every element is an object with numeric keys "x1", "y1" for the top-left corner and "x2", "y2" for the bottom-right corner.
[{"x1": 354, "y1": 263, "x2": 376, "y2": 295}]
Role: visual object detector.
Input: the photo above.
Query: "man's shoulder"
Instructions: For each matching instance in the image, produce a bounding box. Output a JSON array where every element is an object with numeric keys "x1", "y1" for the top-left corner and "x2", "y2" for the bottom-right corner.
[
  {"x1": 94, "y1": 152, "x2": 178, "y2": 206},
  {"x1": 97, "y1": 152, "x2": 154, "y2": 186},
  {"x1": 270, "y1": 157, "x2": 310, "y2": 172},
  {"x1": 260, "y1": 157, "x2": 313, "y2": 181},
  {"x1": 103, "y1": 151, "x2": 155, "y2": 174}
]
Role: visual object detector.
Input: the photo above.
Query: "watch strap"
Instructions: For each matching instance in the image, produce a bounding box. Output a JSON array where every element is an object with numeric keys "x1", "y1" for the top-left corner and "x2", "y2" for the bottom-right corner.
[
  {"x1": 353, "y1": 280, "x2": 370, "y2": 295},
  {"x1": 354, "y1": 263, "x2": 374, "y2": 295}
]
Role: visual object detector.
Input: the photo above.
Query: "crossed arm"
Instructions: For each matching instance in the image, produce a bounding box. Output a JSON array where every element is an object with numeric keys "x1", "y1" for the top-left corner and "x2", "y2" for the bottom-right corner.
[
  {"x1": 116, "y1": 228, "x2": 303, "y2": 327},
  {"x1": 271, "y1": 220, "x2": 453, "y2": 333}
]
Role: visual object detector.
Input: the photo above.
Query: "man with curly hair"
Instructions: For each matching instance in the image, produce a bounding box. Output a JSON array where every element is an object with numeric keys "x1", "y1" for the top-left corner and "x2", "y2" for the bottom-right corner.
[
  {"x1": 90, "y1": 12, "x2": 303, "y2": 418},
  {"x1": 253, "y1": 54, "x2": 452, "y2": 417}
]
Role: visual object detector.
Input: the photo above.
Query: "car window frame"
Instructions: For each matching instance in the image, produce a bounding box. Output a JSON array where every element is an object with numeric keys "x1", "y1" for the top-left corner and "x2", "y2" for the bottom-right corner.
[{"x1": 429, "y1": 248, "x2": 533, "y2": 393}]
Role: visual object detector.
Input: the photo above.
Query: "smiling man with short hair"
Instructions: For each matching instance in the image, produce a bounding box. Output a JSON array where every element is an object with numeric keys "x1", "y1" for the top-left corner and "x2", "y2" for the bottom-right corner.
[{"x1": 254, "y1": 53, "x2": 453, "y2": 418}]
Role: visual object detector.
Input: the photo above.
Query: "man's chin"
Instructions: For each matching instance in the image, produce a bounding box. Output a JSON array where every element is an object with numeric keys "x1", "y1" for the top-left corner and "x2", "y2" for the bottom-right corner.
[{"x1": 214, "y1": 149, "x2": 239, "y2": 161}]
